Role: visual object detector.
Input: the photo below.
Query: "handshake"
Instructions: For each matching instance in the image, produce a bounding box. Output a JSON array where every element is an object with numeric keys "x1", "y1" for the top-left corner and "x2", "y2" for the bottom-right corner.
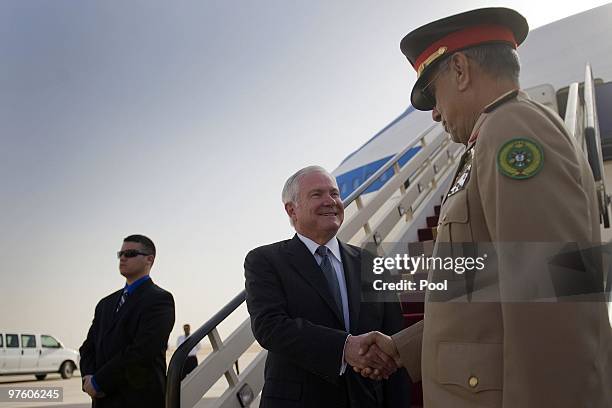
[{"x1": 345, "y1": 331, "x2": 402, "y2": 380}]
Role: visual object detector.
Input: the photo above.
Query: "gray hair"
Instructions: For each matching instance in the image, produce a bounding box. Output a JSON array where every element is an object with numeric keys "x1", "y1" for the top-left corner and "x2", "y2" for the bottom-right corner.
[
  {"x1": 282, "y1": 165, "x2": 330, "y2": 227},
  {"x1": 282, "y1": 165, "x2": 329, "y2": 205},
  {"x1": 436, "y1": 43, "x2": 520, "y2": 84}
]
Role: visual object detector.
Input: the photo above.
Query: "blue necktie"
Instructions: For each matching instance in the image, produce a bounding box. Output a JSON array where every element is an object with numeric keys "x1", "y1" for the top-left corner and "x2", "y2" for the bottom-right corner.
[
  {"x1": 115, "y1": 288, "x2": 128, "y2": 312},
  {"x1": 316, "y1": 246, "x2": 343, "y2": 318}
]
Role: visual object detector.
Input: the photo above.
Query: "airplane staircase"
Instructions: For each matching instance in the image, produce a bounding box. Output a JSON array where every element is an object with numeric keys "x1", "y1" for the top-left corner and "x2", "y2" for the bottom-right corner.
[{"x1": 165, "y1": 63, "x2": 610, "y2": 408}]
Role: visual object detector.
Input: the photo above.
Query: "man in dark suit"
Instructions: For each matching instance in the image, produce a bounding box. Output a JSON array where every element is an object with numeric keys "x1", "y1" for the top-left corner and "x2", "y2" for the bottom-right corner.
[
  {"x1": 245, "y1": 166, "x2": 410, "y2": 408},
  {"x1": 79, "y1": 234, "x2": 175, "y2": 408}
]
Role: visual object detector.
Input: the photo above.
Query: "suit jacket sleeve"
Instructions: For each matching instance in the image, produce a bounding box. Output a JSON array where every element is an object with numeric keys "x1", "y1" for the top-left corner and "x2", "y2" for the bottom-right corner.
[
  {"x1": 475, "y1": 103, "x2": 605, "y2": 407},
  {"x1": 79, "y1": 300, "x2": 102, "y2": 377},
  {"x1": 93, "y1": 290, "x2": 175, "y2": 393},
  {"x1": 244, "y1": 247, "x2": 349, "y2": 380}
]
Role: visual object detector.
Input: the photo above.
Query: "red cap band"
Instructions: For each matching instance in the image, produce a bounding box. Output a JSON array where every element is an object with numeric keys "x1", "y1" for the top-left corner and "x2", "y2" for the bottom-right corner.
[{"x1": 414, "y1": 25, "x2": 517, "y2": 77}]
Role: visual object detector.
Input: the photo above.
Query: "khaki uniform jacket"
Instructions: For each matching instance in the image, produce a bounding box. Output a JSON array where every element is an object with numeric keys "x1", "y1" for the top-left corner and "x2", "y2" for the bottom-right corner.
[{"x1": 392, "y1": 90, "x2": 612, "y2": 407}]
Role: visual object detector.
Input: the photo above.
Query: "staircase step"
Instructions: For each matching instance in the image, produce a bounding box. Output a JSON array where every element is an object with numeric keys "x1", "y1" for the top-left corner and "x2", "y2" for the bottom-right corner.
[
  {"x1": 417, "y1": 228, "x2": 434, "y2": 241},
  {"x1": 401, "y1": 300, "x2": 425, "y2": 314},
  {"x1": 426, "y1": 215, "x2": 439, "y2": 227},
  {"x1": 407, "y1": 241, "x2": 425, "y2": 256},
  {"x1": 403, "y1": 313, "x2": 424, "y2": 328},
  {"x1": 399, "y1": 290, "x2": 426, "y2": 305},
  {"x1": 408, "y1": 240, "x2": 435, "y2": 257}
]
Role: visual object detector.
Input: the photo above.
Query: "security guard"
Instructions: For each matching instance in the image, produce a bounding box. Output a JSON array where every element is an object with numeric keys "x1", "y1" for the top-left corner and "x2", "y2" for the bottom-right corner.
[{"x1": 357, "y1": 7, "x2": 612, "y2": 408}]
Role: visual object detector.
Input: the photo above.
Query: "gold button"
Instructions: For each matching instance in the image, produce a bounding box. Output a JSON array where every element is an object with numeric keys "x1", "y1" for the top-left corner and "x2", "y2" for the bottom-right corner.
[{"x1": 468, "y1": 376, "x2": 478, "y2": 388}]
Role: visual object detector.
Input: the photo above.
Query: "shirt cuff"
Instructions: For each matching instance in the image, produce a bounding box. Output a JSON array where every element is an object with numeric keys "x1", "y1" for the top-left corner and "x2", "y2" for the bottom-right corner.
[
  {"x1": 340, "y1": 334, "x2": 350, "y2": 375},
  {"x1": 91, "y1": 376, "x2": 101, "y2": 393}
]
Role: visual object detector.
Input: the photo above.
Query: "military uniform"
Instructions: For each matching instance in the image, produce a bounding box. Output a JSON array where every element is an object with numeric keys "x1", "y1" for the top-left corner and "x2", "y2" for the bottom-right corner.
[{"x1": 391, "y1": 7, "x2": 612, "y2": 408}]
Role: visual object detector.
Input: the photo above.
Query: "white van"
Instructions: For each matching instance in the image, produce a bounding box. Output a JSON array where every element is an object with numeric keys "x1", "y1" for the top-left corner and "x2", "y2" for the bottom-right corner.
[{"x1": 0, "y1": 332, "x2": 79, "y2": 380}]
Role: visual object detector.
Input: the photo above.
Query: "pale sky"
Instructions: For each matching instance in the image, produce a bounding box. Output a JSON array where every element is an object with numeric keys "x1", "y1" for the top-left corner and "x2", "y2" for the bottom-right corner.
[{"x1": 1, "y1": 0, "x2": 610, "y2": 350}]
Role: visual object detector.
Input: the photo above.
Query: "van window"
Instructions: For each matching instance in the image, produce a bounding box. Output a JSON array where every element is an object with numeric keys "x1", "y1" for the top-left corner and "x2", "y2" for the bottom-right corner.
[
  {"x1": 41, "y1": 335, "x2": 61, "y2": 348},
  {"x1": 0, "y1": 334, "x2": 3, "y2": 347},
  {"x1": 6, "y1": 334, "x2": 19, "y2": 348},
  {"x1": 21, "y1": 335, "x2": 36, "y2": 348}
]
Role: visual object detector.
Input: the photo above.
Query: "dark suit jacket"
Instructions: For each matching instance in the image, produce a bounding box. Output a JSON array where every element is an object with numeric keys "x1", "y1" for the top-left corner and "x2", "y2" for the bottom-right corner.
[
  {"x1": 79, "y1": 278, "x2": 175, "y2": 408},
  {"x1": 245, "y1": 235, "x2": 411, "y2": 408}
]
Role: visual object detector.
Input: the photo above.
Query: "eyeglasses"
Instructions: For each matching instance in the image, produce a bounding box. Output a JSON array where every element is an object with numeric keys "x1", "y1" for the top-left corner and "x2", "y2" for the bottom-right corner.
[
  {"x1": 117, "y1": 250, "x2": 151, "y2": 259},
  {"x1": 421, "y1": 60, "x2": 450, "y2": 107}
]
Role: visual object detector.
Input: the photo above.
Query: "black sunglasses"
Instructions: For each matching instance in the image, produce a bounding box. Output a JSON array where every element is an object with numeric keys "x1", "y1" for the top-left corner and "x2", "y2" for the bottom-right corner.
[
  {"x1": 421, "y1": 66, "x2": 446, "y2": 107},
  {"x1": 421, "y1": 55, "x2": 453, "y2": 107},
  {"x1": 117, "y1": 250, "x2": 151, "y2": 259}
]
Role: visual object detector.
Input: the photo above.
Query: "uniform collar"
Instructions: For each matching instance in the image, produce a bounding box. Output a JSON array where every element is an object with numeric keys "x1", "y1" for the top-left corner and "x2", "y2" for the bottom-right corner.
[
  {"x1": 296, "y1": 233, "x2": 342, "y2": 263},
  {"x1": 482, "y1": 88, "x2": 520, "y2": 113},
  {"x1": 467, "y1": 88, "x2": 520, "y2": 146}
]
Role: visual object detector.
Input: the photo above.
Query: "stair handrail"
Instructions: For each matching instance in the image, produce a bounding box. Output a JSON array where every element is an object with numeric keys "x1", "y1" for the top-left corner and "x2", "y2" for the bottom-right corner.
[
  {"x1": 564, "y1": 82, "x2": 581, "y2": 142},
  {"x1": 341, "y1": 123, "x2": 438, "y2": 208},
  {"x1": 166, "y1": 290, "x2": 247, "y2": 408},
  {"x1": 583, "y1": 63, "x2": 610, "y2": 227},
  {"x1": 584, "y1": 63, "x2": 603, "y2": 181}
]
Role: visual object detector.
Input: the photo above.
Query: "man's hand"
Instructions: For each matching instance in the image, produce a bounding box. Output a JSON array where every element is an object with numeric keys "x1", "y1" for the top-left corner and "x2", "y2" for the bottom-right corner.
[
  {"x1": 82, "y1": 375, "x2": 105, "y2": 398},
  {"x1": 82, "y1": 375, "x2": 95, "y2": 397},
  {"x1": 345, "y1": 333, "x2": 398, "y2": 379},
  {"x1": 351, "y1": 331, "x2": 402, "y2": 380}
]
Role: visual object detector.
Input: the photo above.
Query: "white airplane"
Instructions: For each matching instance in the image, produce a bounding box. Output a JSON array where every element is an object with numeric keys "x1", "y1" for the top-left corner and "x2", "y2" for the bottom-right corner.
[{"x1": 167, "y1": 4, "x2": 612, "y2": 407}]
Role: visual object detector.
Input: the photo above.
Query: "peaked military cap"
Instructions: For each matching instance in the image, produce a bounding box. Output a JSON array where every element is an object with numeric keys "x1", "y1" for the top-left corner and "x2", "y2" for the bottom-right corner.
[{"x1": 400, "y1": 7, "x2": 529, "y2": 111}]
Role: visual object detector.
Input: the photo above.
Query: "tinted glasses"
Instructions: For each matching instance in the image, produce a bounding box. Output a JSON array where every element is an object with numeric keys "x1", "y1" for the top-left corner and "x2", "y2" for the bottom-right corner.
[
  {"x1": 421, "y1": 58, "x2": 451, "y2": 107},
  {"x1": 117, "y1": 250, "x2": 151, "y2": 259}
]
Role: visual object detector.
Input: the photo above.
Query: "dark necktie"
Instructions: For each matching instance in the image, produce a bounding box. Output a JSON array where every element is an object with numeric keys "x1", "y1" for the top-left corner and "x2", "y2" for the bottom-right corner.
[
  {"x1": 116, "y1": 288, "x2": 128, "y2": 312},
  {"x1": 316, "y1": 246, "x2": 343, "y2": 317}
]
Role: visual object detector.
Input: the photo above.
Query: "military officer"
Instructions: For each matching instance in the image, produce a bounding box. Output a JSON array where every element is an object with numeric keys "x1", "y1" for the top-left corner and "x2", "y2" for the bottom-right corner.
[{"x1": 353, "y1": 7, "x2": 612, "y2": 408}]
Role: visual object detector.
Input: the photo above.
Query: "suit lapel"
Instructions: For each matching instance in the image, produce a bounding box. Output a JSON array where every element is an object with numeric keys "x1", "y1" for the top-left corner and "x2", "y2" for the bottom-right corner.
[
  {"x1": 286, "y1": 235, "x2": 345, "y2": 326},
  {"x1": 101, "y1": 290, "x2": 122, "y2": 333},
  {"x1": 104, "y1": 279, "x2": 153, "y2": 336},
  {"x1": 339, "y1": 241, "x2": 361, "y2": 333}
]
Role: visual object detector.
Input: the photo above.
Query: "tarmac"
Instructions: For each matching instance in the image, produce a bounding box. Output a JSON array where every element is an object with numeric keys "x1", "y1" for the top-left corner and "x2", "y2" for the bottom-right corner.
[
  {"x1": 0, "y1": 345, "x2": 261, "y2": 408},
  {"x1": 0, "y1": 373, "x2": 89, "y2": 408}
]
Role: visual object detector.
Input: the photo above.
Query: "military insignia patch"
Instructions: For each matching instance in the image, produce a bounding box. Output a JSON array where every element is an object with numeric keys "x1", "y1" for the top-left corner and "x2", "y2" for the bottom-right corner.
[
  {"x1": 447, "y1": 149, "x2": 473, "y2": 198},
  {"x1": 497, "y1": 138, "x2": 543, "y2": 180}
]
